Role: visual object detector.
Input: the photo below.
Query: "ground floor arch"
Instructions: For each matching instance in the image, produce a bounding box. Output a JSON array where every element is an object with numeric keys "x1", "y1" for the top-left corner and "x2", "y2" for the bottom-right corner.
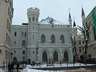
[
  {"x1": 53, "y1": 51, "x2": 58, "y2": 62},
  {"x1": 42, "y1": 51, "x2": 48, "y2": 62},
  {"x1": 39, "y1": 48, "x2": 72, "y2": 63},
  {"x1": 64, "y1": 51, "x2": 69, "y2": 62}
]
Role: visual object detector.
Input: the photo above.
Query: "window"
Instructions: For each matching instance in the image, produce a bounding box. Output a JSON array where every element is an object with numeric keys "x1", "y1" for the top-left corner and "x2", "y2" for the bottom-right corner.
[
  {"x1": 29, "y1": 17, "x2": 31, "y2": 22},
  {"x1": 29, "y1": 27, "x2": 30, "y2": 29},
  {"x1": 7, "y1": 19, "x2": 9, "y2": 29},
  {"x1": 51, "y1": 35, "x2": 55, "y2": 43},
  {"x1": 14, "y1": 50, "x2": 16, "y2": 53},
  {"x1": 14, "y1": 32, "x2": 17, "y2": 36},
  {"x1": 53, "y1": 51, "x2": 58, "y2": 62},
  {"x1": 22, "y1": 50, "x2": 25, "y2": 54},
  {"x1": 33, "y1": 51, "x2": 34, "y2": 54},
  {"x1": 33, "y1": 17, "x2": 35, "y2": 21},
  {"x1": 25, "y1": 32, "x2": 27, "y2": 37},
  {"x1": 41, "y1": 34, "x2": 46, "y2": 43},
  {"x1": 8, "y1": 7, "x2": 10, "y2": 15},
  {"x1": 22, "y1": 56, "x2": 25, "y2": 61},
  {"x1": 5, "y1": 0, "x2": 8, "y2": 2},
  {"x1": 42, "y1": 51, "x2": 47, "y2": 62},
  {"x1": 29, "y1": 51, "x2": 30, "y2": 54},
  {"x1": 6, "y1": 33, "x2": 10, "y2": 46},
  {"x1": 79, "y1": 48, "x2": 81, "y2": 52},
  {"x1": 33, "y1": 26, "x2": 34, "y2": 29},
  {"x1": 14, "y1": 41, "x2": 16, "y2": 44},
  {"x1": 64, "y1": 51, "x2": 69, "y2": 62},
  {"x1": 94, "y1": 48, "x2": 96, "y2": 56},
  {"x1": 93, "y1": 25, "x2": 96, "y2": 40},
  {"x1": 60, "y1": 35, "x2": 64, "y2": 43},
  {"x1": 82, "y1": 41, "x2": 84, "y2": 44},
  {"x1": 36, "y1": 18, "x2": 38, "y2": 22},
  {"x1": 22, "y1": 40, "x2": 26, "y2": 46},
  {"x1": 22, "y1": 32, "x2": 23, "y2": 37},
  {"x1": 33, "y1": 35, "x2": 34, "y2": 39},
  {"x1": 88, "y1": 54, "x2": 91, "y2": 59},
  {"x1": 78, "y1": 40, "x2": 81, "y2": 45}
]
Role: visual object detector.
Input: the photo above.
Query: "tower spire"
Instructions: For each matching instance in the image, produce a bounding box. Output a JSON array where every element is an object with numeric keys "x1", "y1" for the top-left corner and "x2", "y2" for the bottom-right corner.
[
  {"x1": 81, "y1": 7, "x2": 85, "y2": 21},
  {"x1": 69, "y1": 9, "x2": 72, "y2": 26},
  {"x1": 82, "y1": 7, "x2": 85, "y2": 16},
  {"x1": 69, "y1": 9, "x2": 71, "y2": 19},
  {"x1": 73, "y1": 17, "x2": 76, "y2": 27}
]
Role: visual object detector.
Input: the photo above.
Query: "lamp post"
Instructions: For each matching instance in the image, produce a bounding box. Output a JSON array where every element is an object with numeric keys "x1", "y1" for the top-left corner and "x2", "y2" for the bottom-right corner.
[{"x1": 10, "y1": 52, "x2": 13, "y2": 62}]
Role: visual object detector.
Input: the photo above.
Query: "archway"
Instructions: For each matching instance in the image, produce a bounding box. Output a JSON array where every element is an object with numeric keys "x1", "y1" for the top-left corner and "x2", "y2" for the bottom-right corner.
[
  {"x1": 53, "y1": 51, "x2": 58, "y2": 62},
  {"x1": 64, "y1": 51, "x2": 69, "y2": 62},
  {"x1": 42, "y1": 51, "x2": 47, "y2": 62}
]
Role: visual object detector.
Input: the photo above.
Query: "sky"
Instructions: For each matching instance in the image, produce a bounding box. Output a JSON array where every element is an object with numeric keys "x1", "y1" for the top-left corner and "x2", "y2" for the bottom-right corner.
[{"x1": 13, "y1": 0, "x2": 96, "y2": 27}]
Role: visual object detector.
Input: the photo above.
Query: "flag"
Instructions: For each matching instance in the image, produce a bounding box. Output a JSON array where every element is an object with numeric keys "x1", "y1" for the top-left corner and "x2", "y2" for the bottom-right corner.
[{"x1": 91, "y1": 7, "x2": 96, "y2": 38}]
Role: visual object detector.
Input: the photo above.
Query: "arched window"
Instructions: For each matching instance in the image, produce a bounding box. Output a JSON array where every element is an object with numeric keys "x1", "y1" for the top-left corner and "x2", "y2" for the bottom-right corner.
[
  {"x1": 42, "y1": 51, "x2": 47, "y2": 62},
  {"x1": 53, "y1": 51, "x2": 58, "y2": 62},
  {"x1": 33, "y1": 17, "x2": 35, "y2": 21},
  {"x1": 64, "y1": 51, "x2": 69, "y2": 62},
  {"x1": 41, "y1": 34, "x2": 46, "y2": 43},
  {"x1": 14, "y1": 32, "x2": 17, "y2": 36},
  {"x1": 22, "y1": 40, "x2": 26, "y2": 46},
  {"x1": 60, "y1": 35, "x2": 64, "y2": 43},
  {"x1": 51, "y1": 35, "x2": 55, "y2": 43}
]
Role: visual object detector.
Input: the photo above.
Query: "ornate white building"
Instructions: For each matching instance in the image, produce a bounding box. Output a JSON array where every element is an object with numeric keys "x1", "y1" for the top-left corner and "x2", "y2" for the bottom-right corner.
[{"x1": 11, "y1": 7, "x2": 73, "y2": 64}]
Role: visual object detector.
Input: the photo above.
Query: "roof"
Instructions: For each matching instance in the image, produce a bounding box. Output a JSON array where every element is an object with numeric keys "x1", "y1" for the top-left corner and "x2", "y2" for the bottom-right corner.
[
  {"x1": 39, "y1": 17, "x2": 65, "y2": 25},
  {"x1": 22, "y1": 23, "x2": 28, "y2": 25}
]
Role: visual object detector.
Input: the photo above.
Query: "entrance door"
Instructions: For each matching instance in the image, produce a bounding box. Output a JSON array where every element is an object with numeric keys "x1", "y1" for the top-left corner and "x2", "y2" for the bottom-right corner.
[
  {"x1": 53, "y1": 51, "x2": 58, "y2": 62},
  {"x1": 42, "y1": 51, "x2": 47, "y2": 62},
  {"x1": 64, "y1": 51, "x2": 69, "y2": 62},
  {"x1": 28, "y1": 59, "x2": 31, "y2": 64}
]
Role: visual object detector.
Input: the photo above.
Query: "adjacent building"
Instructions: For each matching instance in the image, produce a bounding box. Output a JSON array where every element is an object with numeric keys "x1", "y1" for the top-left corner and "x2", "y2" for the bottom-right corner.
[
  {"x1": 0, "y1": 0, "x2": 13, "y2": 67},
  {"x1": 82, "y1": 6, "x2": 96, "y2": 59},
  {"x1": 72, "y1": 27, "x2": 84, "y2": 62},
  {"x1": 11, "y1": 7, "x2": 73, "y2": 64}
]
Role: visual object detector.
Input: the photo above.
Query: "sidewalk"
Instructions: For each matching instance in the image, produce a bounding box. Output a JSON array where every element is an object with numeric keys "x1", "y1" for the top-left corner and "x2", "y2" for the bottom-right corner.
[{"x1": 0, "y1": 69, "x2": 21, "y2": 72}]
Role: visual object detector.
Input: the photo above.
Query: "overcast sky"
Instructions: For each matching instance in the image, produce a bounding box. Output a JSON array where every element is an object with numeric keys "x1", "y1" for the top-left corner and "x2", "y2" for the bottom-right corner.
[{"x1": 12, "y1": 0, "x2": 96, "y2": 27}]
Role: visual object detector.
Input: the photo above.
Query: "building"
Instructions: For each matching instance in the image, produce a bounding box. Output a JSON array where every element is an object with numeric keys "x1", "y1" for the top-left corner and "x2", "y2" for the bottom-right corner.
[
  {"x1": 82, "y1": 6, "x2": 96, "y2": 59},
  {"x1": 72, "y1": 27, "x2": 84, "y2": 62},
  {"x1": 0, "y1": 0, "x2": 13, "y2": 67},
  {"x1": 11, "y1": 7, "x2": 73, "y2": 64}
]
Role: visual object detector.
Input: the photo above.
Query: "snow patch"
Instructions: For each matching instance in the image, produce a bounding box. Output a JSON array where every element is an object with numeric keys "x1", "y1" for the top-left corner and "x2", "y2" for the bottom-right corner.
[{"x1": 39, "y1": 17, "x2": 65, "y2": 25}]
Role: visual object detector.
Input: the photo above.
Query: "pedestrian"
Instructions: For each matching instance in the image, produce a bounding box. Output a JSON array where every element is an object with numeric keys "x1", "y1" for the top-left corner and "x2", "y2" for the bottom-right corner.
[
  {"x1": 11, "y1": 62, "x2": 14, "y2": 72},
  {"x1": 8, "y1": 62, "x2": 11, "y2": 72},
  {"x1": 16, "y1": 63, "x2": 19, "y2": 72}
]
